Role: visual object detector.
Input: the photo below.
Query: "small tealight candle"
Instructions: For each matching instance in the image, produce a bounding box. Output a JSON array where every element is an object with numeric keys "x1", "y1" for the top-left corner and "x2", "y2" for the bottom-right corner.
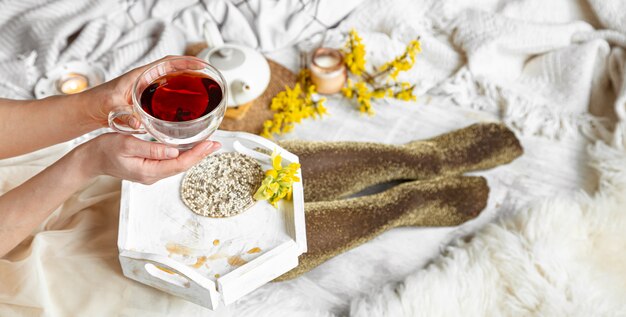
[
  {"x1": 310, "y1": 48, "x2": 346, "y2": 94},
  {"x1": 314, "y1": 55, "x2": 340, "y2": 68},
  {"x1": 57, "y1": 73, "x2": 89, "y2": 94}
]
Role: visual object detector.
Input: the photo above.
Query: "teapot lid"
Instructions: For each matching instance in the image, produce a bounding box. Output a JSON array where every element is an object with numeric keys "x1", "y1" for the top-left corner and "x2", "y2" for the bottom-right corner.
[
  {"x1": 208, "y1": 47, "x2": 246, "y2": 71},
  {"x1": 198, "y1": 44, "x2": 270, "y2": 107}
]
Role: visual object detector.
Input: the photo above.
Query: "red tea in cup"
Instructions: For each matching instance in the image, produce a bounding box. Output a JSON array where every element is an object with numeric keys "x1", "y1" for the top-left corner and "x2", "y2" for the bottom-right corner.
[{"x1": 140, "y1": 71, "x2": 223, "y2": 122}]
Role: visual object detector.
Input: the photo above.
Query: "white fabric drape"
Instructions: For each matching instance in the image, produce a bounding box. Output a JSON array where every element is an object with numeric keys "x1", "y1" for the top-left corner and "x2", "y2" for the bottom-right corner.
[{"x1": 2, "y1": 0, "x2": 626, "y2": 316}]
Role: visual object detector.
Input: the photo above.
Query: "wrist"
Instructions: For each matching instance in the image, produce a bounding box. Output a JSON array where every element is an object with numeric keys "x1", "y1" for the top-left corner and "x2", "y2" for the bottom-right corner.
[
  {"x1": 65, "y1": 141, "x2": 100, "y2": 182},
  {"x1": 76, "y1": 86, "x2": 115, "y2": 129}
]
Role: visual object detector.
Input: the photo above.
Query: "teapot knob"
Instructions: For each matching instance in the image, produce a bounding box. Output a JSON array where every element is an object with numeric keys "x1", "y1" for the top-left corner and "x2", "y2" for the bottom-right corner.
[{"x1": 216, "y1": 47, "x2": 234, "y2": 58}]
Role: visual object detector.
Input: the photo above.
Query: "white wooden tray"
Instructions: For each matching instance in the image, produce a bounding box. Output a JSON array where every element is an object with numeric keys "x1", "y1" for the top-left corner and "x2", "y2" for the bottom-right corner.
[{"x1": 118, "y1": 130, "x2": 306, "y2": 310}]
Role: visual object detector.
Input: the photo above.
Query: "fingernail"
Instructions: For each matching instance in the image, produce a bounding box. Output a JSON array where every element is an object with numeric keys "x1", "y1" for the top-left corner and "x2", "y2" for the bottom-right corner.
[
  {"x1": 203, "y1": 141, "x2": 221, "y2": 154},
  {"x1": 166, "y1": 147, "x2": 179, "y2": 158},
  {"x1": 129, "y1": 117, "x2": 139, "y2": 128}
]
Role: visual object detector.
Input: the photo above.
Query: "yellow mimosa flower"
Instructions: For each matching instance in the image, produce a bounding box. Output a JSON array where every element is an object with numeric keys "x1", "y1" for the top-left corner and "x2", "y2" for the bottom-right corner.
[
  {"x1": 254, "y1": 151, "x2": 302, "y2": 207},
  {"x1": 261, "y1": 69, "x2": 328, "y2": 139},
  {"x1": 379, "y1": 39, "x2": 421, "y2": 80},
  {"x1": 343, "y1": 29, "x2": 367, "y2": 76}
]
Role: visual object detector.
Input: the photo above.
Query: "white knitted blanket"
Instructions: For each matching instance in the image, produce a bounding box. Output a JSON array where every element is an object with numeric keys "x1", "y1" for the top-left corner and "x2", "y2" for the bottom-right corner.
[
  {"x1": 2, "y1": 0, "x2": 626, "y2": 316},
  {"x1": 0, "y1": 0, "x2": 361, "y2": 98}
]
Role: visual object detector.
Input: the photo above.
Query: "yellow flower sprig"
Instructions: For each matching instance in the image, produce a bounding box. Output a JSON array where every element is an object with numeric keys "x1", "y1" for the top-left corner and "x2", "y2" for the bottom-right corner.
[
  {"x1": 254, "y1": 150, "x2": 301, "y2": 207},
  {"x1": 342, "y1": 79, "x2": 377, "y2": 115},
  {"x1": 378, "y1": 39, "x2": 421, "y2": 81},
  {"x1": 341, "y1": 29, "x2": 421, "y2": 115},
  {"x1": 261, "y1": 69, "x2": 327, "y2": 139},
  {"x1": 343, "y1": 29, "x2": 366, "y2": 76}
]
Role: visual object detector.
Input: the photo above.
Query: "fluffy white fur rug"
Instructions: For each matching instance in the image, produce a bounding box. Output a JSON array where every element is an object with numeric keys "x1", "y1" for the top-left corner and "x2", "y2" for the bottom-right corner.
[
  {"x1": 350, "y1": 130, "x2": 626, "y2": 316},
  {"x1": 3, "y1": 0, "x2": 626, "y2": 315}
]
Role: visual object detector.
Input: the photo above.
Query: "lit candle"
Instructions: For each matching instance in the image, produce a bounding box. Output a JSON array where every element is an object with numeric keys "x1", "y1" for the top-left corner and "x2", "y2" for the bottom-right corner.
[
  {"x1": 310, "y1": 48, "x2": 347, "y2": 94},
  {"x1": 314, "y1": 55, "x2": 340, "y2": 68},
  {"x1": 58, "y1": 73, "x2": 89, "y2": 94}
]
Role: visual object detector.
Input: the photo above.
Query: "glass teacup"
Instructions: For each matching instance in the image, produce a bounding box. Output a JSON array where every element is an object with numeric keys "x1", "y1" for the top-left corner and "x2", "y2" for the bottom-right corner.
[{"x1": 108, "y1": 57, "x2": 227, "y2": 150}]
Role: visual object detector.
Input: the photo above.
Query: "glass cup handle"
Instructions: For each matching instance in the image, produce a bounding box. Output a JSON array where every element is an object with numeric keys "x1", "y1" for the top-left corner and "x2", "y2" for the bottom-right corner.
[{"x1": 108, "y1": 110, "x2": 147, "y2": 134}]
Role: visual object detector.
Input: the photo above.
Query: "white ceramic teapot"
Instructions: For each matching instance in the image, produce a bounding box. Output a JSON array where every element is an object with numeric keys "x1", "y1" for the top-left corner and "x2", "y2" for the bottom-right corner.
[{"x1": 197, "y1": 21, "x2": 271, "y2": 108}]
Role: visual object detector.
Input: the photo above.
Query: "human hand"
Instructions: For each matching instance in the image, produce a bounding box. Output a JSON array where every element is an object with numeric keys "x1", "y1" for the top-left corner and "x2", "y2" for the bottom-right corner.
[
  {"x1": 75, "y1": 133, "x2": 221, "y2": 184},
  {"x1": 80, "y1": 55, "x2": 208, "y2": 129}
]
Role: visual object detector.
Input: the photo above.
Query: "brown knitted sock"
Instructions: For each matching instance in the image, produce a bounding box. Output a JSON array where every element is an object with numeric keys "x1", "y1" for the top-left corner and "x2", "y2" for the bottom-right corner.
[
  {"x1": 279, "y1": 123, "x2": 522, "y2": 202},
  {"x1": 275, "y1": 176, "x2": 488, "y2": 281}
]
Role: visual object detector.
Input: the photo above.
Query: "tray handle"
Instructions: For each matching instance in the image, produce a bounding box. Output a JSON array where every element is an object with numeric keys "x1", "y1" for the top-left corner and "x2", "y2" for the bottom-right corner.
[
  {"x1": 232, "y1": 136, "x2": 299, "y2": 163},
  {"x1": 119, "y1": 250, "x2": 220, "y2": 309},
  {"x1": 233, "y1": 140, "x2": 271, "y2": 163},
  {"x1": 214, "y1": 130, "x2": 300, "y2": 163}
]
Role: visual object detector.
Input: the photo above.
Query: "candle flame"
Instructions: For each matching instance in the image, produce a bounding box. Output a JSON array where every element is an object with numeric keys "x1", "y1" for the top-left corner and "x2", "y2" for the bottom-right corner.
[{"x1": 59, "y1": 73, "x2": 89, "y2": 94}]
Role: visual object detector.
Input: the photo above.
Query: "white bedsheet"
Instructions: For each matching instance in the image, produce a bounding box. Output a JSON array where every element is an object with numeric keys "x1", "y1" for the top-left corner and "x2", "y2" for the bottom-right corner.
[{"x1": 1, "y1": 0, "x2": 625, "y2": 316}]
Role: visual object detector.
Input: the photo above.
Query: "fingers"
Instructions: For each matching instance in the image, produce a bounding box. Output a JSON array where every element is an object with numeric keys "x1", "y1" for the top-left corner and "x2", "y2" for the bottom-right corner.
[
  {"x1": 100, "y1": 134, "x2": 221, "y2": 184},
  {"x1": 140, "y1": 141, "x2": 222, "y2": 180},
  {"x1": 131, "y1": 55, "x2": 207, "y2": 78},
  {"x1": 109, "y1": 109, "x2": 141, "y2": 129},
  {"x1": 157, "y1": 55, "x2": 207, "y2": 70},
  {"x1": 120, "y1": 55, "x2": 208, "y2": 104},
  {"x1": 162, "y1": 141, "x2": 221, "y2": 171},
  {"x1": 128, "y1": 116, "x2": 140, "y2": 129},
  {"x1": 120, "y1": 136, "x2": 180, "y2": 160}
]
